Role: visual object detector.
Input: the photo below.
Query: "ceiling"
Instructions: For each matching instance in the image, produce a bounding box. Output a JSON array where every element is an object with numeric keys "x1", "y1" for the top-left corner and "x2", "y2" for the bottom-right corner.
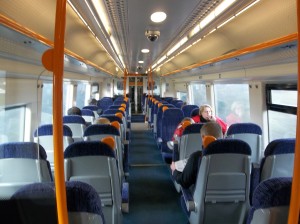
[{"x1": 0, "y1": 0, "x2": 297, "y2": 80}]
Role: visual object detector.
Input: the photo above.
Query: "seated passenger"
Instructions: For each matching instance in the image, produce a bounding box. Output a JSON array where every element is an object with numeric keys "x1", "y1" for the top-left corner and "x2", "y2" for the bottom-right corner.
[
  {"x1": 192, "y1": 104, "x2": 227, "y2": 134},
  {"x1": 67, "y1": 106, "x2": 82, "y2": 116},
  {"x1": 167, "y1": 117, "x2": 195, "y2": 150},
  {"x1": 93, "y1": 117, "x2": 111, "y2": 125},
  {"x1": 226, "y1": 101, "x2": 244, "y2": 126},
  {"x1": 89, "y1": 98, "x2": 98, "y2": 106},
  {"x1": 170, "y1": 122, "x2": 223, "y2": 191}
]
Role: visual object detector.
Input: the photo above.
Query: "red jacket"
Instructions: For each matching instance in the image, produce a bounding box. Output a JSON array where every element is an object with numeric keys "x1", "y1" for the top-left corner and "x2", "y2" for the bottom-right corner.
[{"x1": 191, "y1": 115, "x2": 227, "y2": 135}]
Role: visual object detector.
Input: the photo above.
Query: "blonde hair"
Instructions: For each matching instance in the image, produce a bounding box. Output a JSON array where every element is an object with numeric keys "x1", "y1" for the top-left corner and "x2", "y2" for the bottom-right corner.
[
  {"x1": 93, "y1": 117, "x2": 111, "y2": 125},
  {"x1": 199, "y1": 104, "x2": 213, "y2": 115}
]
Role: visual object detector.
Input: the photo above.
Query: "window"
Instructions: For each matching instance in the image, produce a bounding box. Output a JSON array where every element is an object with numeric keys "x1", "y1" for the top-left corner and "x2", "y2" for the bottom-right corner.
[
  {"x1": 76, "y1": 83, "x2": 90, "y2": 108},
  {"x1": 214, "y1": 84, "x2": 250, "y2": 125},
  {"x1": 177, "y1": 92, "x2": 187, "y2": 102},
  {"x1": 190, "y1": 83, "x2": 207, "y2": 106},
  {"x1": 266, "y1": 84, "x2": 297, "y2": 141},
  {"x1": 0, "y1": 105, "x2": 26, "y2": 142},
  {"x1": 41, "y1": 83, "x2": 53, "y2": 124}
]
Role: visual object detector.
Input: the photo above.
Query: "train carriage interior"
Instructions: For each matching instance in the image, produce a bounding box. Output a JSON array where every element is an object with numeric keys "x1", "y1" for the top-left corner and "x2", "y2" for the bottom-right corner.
[{"x1": 0, "y1": 0, "x2": 299, "y2": 223}]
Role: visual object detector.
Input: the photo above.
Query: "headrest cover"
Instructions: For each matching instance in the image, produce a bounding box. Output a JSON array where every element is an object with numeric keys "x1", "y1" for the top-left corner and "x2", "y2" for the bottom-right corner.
[
  {"x1": 203, "y1": 135, "x2": 217, "y2": 148},
  {"x1": 111, "y1": 121, "x2": 120, "y2": 130},
  {"x1": 162, "y1": 106, "x2": 169, "y2": 112},
  {"x1": 115, "y1": 112, "x2": 123, "y2": 119},
  {"x1": 101, "y1": 136, "x2": 115, "y2": 150}
]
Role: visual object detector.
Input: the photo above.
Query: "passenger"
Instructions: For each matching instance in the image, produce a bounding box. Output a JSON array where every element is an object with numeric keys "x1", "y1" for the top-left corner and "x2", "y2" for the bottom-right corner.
[
  {"x1": 89, "y1": 98, "x2": 98, "y2": 106},
  {"x1": 170, "y1": 122, "x2": 223, "y2": 191},
  {"x1": 167, "y1": 117, "x2": 195, "y2": 150},
  {"x1": 226, "y1": 101, "x2": 244, "y2": 126},
  {"x1": 93, "y1": 117, "x2": 111, "y2": 125},
  {"x1": 67, "y1": 106, "x2": 82, "y2": 116},
  {"x1": 192, "y1": 104, "x2": 227, "y2": 134}
]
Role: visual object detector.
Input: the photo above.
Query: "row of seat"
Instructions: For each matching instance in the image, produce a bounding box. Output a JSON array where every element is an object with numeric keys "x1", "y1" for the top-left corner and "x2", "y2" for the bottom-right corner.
[
  {"x1": 0, "y1": 140, "x2": 128, "y2": 224},
  {"x1": 177, "y1": 137, "x2": 295, "y2": 224}
]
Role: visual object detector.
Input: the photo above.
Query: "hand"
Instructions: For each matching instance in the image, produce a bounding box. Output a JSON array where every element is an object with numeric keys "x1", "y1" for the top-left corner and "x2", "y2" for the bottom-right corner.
[
  {"x1": 170, "y1": 162, "x2": 176, "y2": 174},
  {"x1": 209, "y1": 115, "x2": 216, "y2": 121}
]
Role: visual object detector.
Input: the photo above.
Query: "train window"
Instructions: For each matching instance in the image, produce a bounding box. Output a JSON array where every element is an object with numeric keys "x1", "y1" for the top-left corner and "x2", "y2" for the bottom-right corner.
[
  {"x1": 177, "y1": 92, "x2": 187, "y2": 102},
  {"x1": 41, "y1": 82, "x2": 73, "y2": 124},
  {"x1": 76, "y1": 83, "x2": 90, "y2": 108},
  {"x1": 0, "y1": 105, "x2": 26, "y2": 142},
  {"x1": 190, "y1": 83, "x2": 207, "y2": 106},
  {"x1": 266, "y1": 84, "x2": 297, "y2": 141},
  {"x1": 214, "y1": 84, "x2": 250, "y2": 125},
  {"x1": 41, "y1": 83, "x2": 53, "y2": 124}
]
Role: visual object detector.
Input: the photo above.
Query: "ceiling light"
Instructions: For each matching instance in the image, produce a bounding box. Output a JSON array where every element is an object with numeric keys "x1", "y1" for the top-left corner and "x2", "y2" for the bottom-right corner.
[
  {"x1": 138, "y1": 61, "x2": 144, "y2": 64},
  {"x1": 151, "y1": 12, "x2": 167, "y2": 23},
  {"x1": 141, "y1": 49, "x2": 150, "y2": 53}
]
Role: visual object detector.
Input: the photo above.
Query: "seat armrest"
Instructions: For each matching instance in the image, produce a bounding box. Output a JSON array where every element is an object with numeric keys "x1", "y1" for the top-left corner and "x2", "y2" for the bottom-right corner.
[
  {"x1": 121, "y1": 182, "x2": 129, "y2": 213},
  {"x1": 181, "y1": 187, "x2": 195, "y2": 212}
]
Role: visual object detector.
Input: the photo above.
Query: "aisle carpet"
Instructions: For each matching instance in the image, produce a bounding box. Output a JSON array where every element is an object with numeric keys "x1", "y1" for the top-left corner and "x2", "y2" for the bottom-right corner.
[{"x1": 123, "y1": 123, "x2": 188, "y2": 224}]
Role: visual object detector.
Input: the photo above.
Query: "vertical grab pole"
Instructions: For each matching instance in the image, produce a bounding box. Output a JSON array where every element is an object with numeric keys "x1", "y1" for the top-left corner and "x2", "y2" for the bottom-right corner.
[
  {"x1": 42, "y1": 0, "x2": 68, "y2": 223},
  {"x1": 53, "y1": 0, "x2": 68, "y2": 223},
  {"x1": 288, "y1": 0, "x2": 300, "y2": 223},
  {"x1": 123, "y1": 69, "x2": 127, "y2": 97}
]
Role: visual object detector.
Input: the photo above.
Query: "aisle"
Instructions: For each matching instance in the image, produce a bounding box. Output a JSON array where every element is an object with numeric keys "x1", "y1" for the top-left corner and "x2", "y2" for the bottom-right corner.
[{"x1": 123, "y1": 123, "x2": 188, "y2": 224}]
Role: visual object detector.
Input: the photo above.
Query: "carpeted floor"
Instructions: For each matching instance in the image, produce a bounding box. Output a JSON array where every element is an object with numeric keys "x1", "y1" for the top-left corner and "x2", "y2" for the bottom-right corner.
[
  {"x1": 131, "y1": 114, "x2": 146, "y2": 123},
  {"x1": 123, "y1": 123, "x2": 188, "y2": 224}
]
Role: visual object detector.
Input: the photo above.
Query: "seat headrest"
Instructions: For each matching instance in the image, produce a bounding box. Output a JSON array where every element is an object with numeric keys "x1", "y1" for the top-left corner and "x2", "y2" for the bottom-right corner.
[
  {"x1": 0, "y1": 142, "x2": 47, "y2": 160},
  {"x1": 226, "y1": 123, "x2": 262, "y2": 135},
  {"x1": 64, "y1": 141, "x2": 115, "y2": 158},
  {"x1": 264, "y1": 138, "x2": 295, "y2": 156},
  {"x1": 203, "y1": 139, "x2": 251, "y2": 156}
]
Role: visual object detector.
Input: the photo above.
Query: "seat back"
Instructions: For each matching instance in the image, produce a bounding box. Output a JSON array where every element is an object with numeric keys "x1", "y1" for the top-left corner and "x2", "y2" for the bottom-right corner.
[
  {"x1": 179, "y1": 123, "x2": 204, "y2": 160},
  {"x1": 33, "y1": 124, "x2": 74, "y2": 170},
  {"x1": 226, "y1": 123, "x2": 262, "y2": 163},
  {"x1": 64, "y1": 141, "x2": 122, "y2": 224},
  {"x1": 63, "y1": 115, "x2": 86, "y2": 141},
  {"x1": 81, "y1": 109, "x2": 95, "y2": 124},
  {"x1": 97, "y1": 97, "x2": 113, "y2": 114},
  {"x1": 190, "y1": 139, "x2": 251, "y2": 224},
  {"x1": 260, "y1": 138, "x2": 295, "y2": 182},
  {"x1": 247, "y1": 177, "x2": 292, "y2": 224},
  {"x1": 83, "y1": 124, "x2": 124, "y2": 183},
  {"x1": 82, "y1": 105, "x2": 99, "y2": 118},
  {"x1": 11, "y1": 181, "x2": 106, "y2": 224},
  {"x1": 182, "y1": 105, "x2": 199, "y2": 118},
  {"x1": 0, "y1": 142, "x2": 52, "y2": 199},
  {"x1": 161, "y1": 108, "x2": 184, "y2": 163}
]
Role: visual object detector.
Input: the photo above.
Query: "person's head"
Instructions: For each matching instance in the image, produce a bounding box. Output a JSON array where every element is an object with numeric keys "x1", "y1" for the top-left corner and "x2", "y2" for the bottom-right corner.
[
  {"x1": 199, "y1": 104, "x2": 213, "y2": 120},
  {"x1": 93, "y1": 117, "x2": 111, "y2": 125},
  {"x1": 231, "y1": 101, "x2": 243, "y2": 117},
  {"x1": 89, "y1": 98, "x2": 97, "y2": 106},
  {"x1": 200, "y1": 122, "x2": 223, "y2": 140},
  {"x1": 67, "y1": 106, "x2": 82, "y2": 116}
]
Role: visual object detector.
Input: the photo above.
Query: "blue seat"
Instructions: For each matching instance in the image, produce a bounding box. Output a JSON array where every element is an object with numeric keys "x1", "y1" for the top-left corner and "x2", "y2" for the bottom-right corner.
[
  {"x1": 33, "y1": 124, "x2": 73, "y2": 171},
  {"x1": 11, "y1": 181, "x2": 106, "y2": 224},
  {"x1": 161, "y1": 108, "x2": 184, "y2": 163},
  {"x1": 182, "y1": 139, "x2": 251, "y2": 224},
  {"x1": 246, "y1": 177, "x2": 292, "y2": 224},
  {"x1": 83, "y1": 124, "x2": 126, "y2": 180},
  {"x1": 64, "y1": 141, "x2": 128, "y2": 224},
  {"x1": 226, "y1": 122, "x2": 262, "y2": 163},
  {"x1": 63, "y1": 115, "x2": 86, "y2": 142},
  {"x1": 81, "y1": 109, "x2": 95, "y2": 124},
  {"x1": 82, "y1": 105, "x2": 100, "y2": 118},
  {"x1": 190, "y1": 108, "x2": 199, "y2": 117},
  {"x1": 182, "y1": 105, "x2": 199, "y2": 118},
  {"x1": 97, "y1": 97, "x2": 113, "y2": 114},
  {"x1": 0, "y1": 142, "x2": 52, "y2": 198},
  {"x1": 250, "y1": 138, "x2": 295, "y2": 203}
]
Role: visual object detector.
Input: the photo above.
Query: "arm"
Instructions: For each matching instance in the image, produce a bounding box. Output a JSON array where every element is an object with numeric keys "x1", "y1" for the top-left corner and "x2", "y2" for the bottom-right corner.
[{"x1": 172, "y1": 151, "x2": 202, "y2": 189}]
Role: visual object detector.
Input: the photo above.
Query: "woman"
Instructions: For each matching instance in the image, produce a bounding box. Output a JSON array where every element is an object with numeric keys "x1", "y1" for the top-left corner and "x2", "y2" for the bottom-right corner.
[{"x1": 192, "y1": 104, "x2": 227, "y2": 134}]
